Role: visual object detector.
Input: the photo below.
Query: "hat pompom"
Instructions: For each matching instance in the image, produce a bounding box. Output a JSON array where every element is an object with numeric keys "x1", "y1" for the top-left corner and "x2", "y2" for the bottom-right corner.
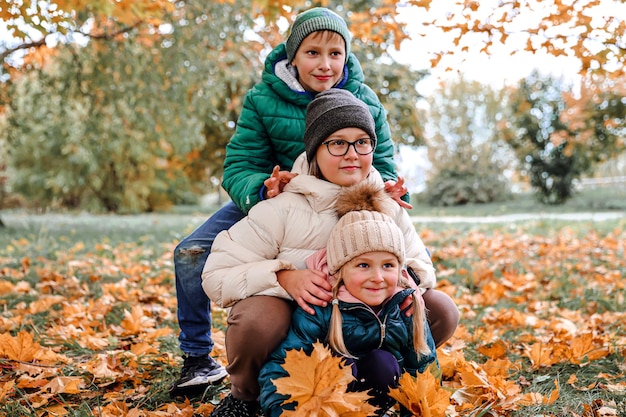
[{"x1": 334, "y1": 182, "x2": 395, "y2": 218}]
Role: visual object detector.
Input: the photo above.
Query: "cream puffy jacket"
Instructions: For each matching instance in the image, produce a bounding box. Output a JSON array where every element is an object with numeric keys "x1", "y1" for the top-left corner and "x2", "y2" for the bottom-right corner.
[{"x1": 202, "y1": 153, "x2": 435, "y2": 308}]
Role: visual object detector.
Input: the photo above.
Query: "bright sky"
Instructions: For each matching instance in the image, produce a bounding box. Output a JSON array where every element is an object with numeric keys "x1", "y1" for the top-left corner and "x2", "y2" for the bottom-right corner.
[{"x1": 389, "y1": 2, "x2": 586, "y2": 96}]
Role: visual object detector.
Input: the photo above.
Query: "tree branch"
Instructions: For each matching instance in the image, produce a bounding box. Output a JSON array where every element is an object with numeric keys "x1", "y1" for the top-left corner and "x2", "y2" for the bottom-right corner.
[
  {"x1": 83, "y1": 21, "x2": 144, "y2": 41},
  {"x1": 1, "y1": 38, "x2": 47, "y2": 62},
  {"x1": 1, "y1": 21, "x2": 144, "y2": 63}
]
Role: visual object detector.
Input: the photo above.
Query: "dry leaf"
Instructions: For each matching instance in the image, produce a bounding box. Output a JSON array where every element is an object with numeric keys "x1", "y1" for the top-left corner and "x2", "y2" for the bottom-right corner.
[
  {"x1": 274, "y1": 342, "x2": 377, "y2": 417},
  {"x1": 388, "y1": 363, "x2": 450, "y2": 417}
]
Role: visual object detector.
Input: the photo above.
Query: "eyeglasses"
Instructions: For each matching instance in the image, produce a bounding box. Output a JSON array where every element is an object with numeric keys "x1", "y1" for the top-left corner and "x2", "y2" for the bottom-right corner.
[{"x1": 322, "y1": 138, "x2": 376, "y2": 156}]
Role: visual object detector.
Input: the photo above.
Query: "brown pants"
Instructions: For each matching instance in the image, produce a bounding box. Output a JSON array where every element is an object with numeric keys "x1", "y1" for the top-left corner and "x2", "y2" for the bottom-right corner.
[
  {"x1": 422, "y1": 288, "x2": 460, "y2": 349},
  {"x1": 225, "y1": 290, "x2": 458, "y2": 401}
]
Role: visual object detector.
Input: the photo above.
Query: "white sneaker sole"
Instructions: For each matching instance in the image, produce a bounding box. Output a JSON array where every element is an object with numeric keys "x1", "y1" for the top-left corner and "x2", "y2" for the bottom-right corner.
[{"x1": 177, "y1": 367, "x2": 228, "y2": 387}]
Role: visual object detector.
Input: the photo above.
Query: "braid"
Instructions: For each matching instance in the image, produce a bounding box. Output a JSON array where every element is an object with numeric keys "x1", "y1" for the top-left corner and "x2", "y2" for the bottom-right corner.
[
  {"x1": 400, "y1": 274, "x2": 431, "y2": 357},
  {"x1": 327, "y1": 272, "x2": 356, "y2": 359}
]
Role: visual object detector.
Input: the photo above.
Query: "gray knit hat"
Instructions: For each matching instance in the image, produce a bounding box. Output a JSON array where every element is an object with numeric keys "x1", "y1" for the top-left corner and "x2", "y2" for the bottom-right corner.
[
  {"x1": 327, "y1": 210, "x2": 405, "y2": 275},
  {"x1": 304, "y1": 89, "x2": 376, "y2": 162},
  {"x1": 286, "y1": 7, "x2": 351, "y2": 63}
]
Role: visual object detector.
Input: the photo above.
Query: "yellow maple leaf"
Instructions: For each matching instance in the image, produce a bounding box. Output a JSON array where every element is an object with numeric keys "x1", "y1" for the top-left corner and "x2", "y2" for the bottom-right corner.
[
  {"x1": 388, "y1": 364, "x2": 450, "y2": 417},
  {"x1": 80, "y1": 354, "x2": 120, "y2": 381},
  {"x1": 273, "y1": 342, "x2": 377, "y2": 417}
]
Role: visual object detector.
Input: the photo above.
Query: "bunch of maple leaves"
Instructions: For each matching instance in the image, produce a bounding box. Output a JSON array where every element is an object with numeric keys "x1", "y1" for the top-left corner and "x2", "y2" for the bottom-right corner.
[
  {"x1": 0, "y1": 224, "x2": 625, "y2": 416},
  {"x1": 268, "y1": 342, "x2": 450, "y2": 417}
]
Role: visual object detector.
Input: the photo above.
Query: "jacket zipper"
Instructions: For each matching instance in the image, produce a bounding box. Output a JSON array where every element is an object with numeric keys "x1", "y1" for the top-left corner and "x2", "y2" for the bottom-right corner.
[{"x1": 342, "y1": 305, "x2": 388, "y2": 349}]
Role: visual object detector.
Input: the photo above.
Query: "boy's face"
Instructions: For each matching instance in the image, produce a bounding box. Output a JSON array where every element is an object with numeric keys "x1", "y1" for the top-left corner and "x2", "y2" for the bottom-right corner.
[
  {"x1": 315, "y1": 127, "x2": 373, "y2": 187},
  {"x1": 291, "y1": 31, "x2": 346, "y2": 93},
  {"x1": 342, "y1": 251, "x2": 400, "y2": 308}
]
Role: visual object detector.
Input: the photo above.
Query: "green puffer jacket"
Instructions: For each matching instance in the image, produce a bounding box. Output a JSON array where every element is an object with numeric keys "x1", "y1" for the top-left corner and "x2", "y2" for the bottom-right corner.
[{"x1": 222, "y1": 43, "x2": 400, "y2": 214}]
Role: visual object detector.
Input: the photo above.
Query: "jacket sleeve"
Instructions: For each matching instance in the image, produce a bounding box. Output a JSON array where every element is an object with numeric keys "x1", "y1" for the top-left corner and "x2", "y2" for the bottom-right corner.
[
  {"x1": 371, "y1": 101, "x2": 397, "y2": 182},
  {"x1": 394, "y1": 207, "x2": 437, "y2": 290},
  {"x1": 259, "y1": 307, "x2": 329, "y2": 417},
  {"x1": 221, "y1": 89, "x2": 277, "y2": 214},
  {"x1": 202, "y1": 201, "x2": 292, "y2": 307}
]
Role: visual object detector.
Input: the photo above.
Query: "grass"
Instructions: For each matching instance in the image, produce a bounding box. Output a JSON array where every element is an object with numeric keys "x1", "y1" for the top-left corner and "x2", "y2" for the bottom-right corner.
[
  {"x1": 408, "y1": 185, "x2": 626, "y2": 217},
  {"x1": 0, "y1": 187, "x2": 625, "y2": 416}
]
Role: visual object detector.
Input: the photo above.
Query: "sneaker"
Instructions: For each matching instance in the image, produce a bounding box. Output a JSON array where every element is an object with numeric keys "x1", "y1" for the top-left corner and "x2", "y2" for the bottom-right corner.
[
  {"x1": 209, "y1": 393, "x2": 260, "y2": 417},
  {"x1": 169, "y1": 355, "x2": 228, "y2": 398}
]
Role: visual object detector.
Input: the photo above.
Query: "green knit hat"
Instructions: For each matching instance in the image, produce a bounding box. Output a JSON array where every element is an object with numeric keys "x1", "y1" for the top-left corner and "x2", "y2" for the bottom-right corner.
[{"x1": 286, "y1": 7, "x2": 351, "y2": 63}]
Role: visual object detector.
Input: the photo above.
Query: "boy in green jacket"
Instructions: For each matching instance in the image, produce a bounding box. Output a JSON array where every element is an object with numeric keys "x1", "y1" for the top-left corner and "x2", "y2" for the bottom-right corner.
[{"x1": 170, "y1": 8, "x2": 459, "y2": 412}]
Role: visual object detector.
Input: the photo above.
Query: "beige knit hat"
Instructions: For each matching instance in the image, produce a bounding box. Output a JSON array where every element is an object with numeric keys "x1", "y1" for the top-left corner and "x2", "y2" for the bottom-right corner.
[{"x1": 326, "y1": 210, "x2": 405, "y2": 275}]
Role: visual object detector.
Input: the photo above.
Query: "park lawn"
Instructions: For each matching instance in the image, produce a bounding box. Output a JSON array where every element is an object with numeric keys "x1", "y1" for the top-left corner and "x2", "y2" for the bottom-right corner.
[{"x1": 0, "y1": 207, "x2": 624, "y2": 416}]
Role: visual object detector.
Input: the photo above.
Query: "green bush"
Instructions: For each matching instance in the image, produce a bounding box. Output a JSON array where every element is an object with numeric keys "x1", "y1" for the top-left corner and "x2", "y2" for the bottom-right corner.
[{"x1": 424, "y1": 168, "x2": 510, "y2": 206}]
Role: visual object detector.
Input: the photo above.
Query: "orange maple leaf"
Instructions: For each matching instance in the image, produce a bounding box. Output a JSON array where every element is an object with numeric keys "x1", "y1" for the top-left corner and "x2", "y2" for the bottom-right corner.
[
  {"x1": 273, "y1": 342, "x2": 377, "y2": 417},
  {"x1": 524, "y1": 342, "x2": 559, "y2": 369},
  {"x1": 388, "y1": 364, "x2": 450, "y2": 417},
  {"x1": 0, "y1": 380, "x2": 15, "y2": 402},
  {"x1": 568, "y1": 332, "x2": 610, "y2": 364},
  {"x1": 477, "y1": 339, "x2": 507, "y2": 359},
  {"x1": 518, "y1": 378, "x2": 559, "y2": 406},
  {"x1": 43, "y1": 376, "x2": 85, "y2": 395},
  {"x1": 0, "y1": 330, "x2": 62, "y2": 364},
  {"x1": 120, "y1": 305, "x2": 156, "y2": 335}
]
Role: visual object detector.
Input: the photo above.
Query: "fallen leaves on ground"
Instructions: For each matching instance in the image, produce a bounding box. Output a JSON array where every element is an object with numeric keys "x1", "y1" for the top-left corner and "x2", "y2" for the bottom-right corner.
[{"x1": 1, "y1": 224, "x2": 625, "y2": 416}]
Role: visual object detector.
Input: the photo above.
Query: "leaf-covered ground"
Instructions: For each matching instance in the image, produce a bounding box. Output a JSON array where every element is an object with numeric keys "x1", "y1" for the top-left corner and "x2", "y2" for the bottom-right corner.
[{"x1": 0, "y1": 215, "x2": 624, "y2": 416}]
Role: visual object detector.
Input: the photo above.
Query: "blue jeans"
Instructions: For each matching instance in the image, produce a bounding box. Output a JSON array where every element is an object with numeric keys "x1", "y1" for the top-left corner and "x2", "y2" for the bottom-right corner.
[{"x1": 173, "y1": 201, "x2": 246, "y2": 356}]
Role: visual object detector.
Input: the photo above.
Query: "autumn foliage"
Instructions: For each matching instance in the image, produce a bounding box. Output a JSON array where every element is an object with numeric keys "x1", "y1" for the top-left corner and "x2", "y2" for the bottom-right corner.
[{"x1": 1, "y1": 218, "x2": 625, "y2": 416}]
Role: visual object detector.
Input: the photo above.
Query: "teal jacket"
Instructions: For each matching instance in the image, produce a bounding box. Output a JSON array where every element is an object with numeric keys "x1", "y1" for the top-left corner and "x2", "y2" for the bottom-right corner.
[
  {"x1": 258, "y1": 288, "x2": 438, "y2": 417},
  {"x1": 222, "y1": 43, "x2": 400, "y2": 214}
]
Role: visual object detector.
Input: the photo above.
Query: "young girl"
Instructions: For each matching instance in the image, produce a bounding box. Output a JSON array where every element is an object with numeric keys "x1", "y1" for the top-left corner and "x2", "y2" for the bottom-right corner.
[
  {"x1": 258, "y1": 184, "x2": 438, "y2": 416},
  {"x1": 202, "y1": 88, "x2": 445, "y2": 417}
]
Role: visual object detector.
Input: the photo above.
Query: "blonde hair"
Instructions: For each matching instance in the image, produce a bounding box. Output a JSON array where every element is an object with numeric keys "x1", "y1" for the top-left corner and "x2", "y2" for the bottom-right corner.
[
  {"x1": 327, "y1": 266, "x2": 431, "y2": 359},
  {"x1": 308, "y1": 157, "x2": 324, "y2": 179}
]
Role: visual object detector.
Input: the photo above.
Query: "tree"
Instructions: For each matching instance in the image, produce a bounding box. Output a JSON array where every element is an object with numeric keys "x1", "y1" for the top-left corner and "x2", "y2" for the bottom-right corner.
[
  {"x1": 502, "y1": 70, "x2": 625, "y2": 204},
  {"x1": 421, "y1": 77, "x2": 511, "y2": 206},
  {"x1": 3, "y1": 0, "x2": 263, "y2": 212},
  {"x1": 0, "y1": 0, "x2": 174, "y2": 63}
]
